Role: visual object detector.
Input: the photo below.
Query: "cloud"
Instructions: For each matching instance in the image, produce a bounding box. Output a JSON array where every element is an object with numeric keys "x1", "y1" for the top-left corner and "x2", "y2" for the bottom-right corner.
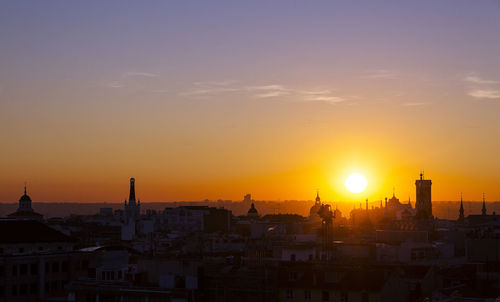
[
  {"x1": 362, "y1": 69, "x2": 400, "y2": 80},
  {"x1": 180, "y1": 81, "x2": 346, "y2": 105},
  {"x1": 468, "y1": 90, "x2": 500, "y2": 99},
  {"x1": 464, "y1": 73, "x2": 499, "y2": 84},
  {"x1": 402, "y1": 102, "x2": 427, "y2": 107},
  {"x1": 247, "y1": 85, "x2": 290, "y2": 98},
  {"x1": 108, "y1": 81, "x2": 124, "y2": 88},
  {"x1": 122, "y1": 72, "x2": 159, "y2": 78},
  {"x1": 463, "y1": 72, "x2": 500, "y2": 100},
  {"x1": 255, "y1": 91, "x2": 289, "y2": 98}
]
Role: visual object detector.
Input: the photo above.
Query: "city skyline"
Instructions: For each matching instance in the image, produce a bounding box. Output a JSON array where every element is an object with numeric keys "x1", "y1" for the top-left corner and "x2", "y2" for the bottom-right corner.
[{"x1": 2, "y1": 1, "x2": 500, "y2": 202}]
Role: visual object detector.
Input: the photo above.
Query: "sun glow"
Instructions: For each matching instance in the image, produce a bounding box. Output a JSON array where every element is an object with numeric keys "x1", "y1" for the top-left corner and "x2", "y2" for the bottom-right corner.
[{"x1": 345, "y1": 173, "x2": 367, "y2": 194}]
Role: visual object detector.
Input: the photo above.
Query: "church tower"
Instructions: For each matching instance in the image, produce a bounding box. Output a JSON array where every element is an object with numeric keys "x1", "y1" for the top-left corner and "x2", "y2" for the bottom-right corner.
[
  {"x1": 18, "y1": 184, "x2": 33, "y2": 212},
  {"x1": 482, "y1": 193, "x2": 487, "y2": 216},
  {"x1": 415, "y1": 173, "x2": 432, "y2": 219},
  {"x1": 458, "y1": 193, "x2": 464, "y2": 222},
  {"x1": 124, "y1": 178, "x2": 141, "y2": 221}
]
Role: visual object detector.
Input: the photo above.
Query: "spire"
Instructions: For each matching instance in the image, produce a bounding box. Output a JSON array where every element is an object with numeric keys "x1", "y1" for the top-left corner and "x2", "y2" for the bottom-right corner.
[
  {"x1": 315, "y1": 189, "x2": 321, "y2": 204},
  {"x1": 129, "y1": 178, "x2": 136, "y2": 204},
  {"x1": 24, "y1": 182, "x2": 27, "y2": 195},
  {"x1": 408, "y1": 196, "x2": 412, "y2": 208},
  {"x1": 482, "y1": 193, "x2": 487, "y2": 216},
  {"x1": 459, "y1": 193, "x2": 464, "y2": 221}
]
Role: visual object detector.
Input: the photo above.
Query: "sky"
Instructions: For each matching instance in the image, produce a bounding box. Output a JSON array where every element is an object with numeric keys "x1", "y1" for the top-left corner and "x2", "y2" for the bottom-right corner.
[{"x1": 1, "y1": 0, "x2": 500, "y2": 203}]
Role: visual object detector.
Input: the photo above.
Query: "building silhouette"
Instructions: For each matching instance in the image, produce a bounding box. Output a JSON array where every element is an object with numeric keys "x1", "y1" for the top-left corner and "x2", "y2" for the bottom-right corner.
[
  {"x1": 415, "y1": 173, "x2": 432, "y2": 219},
  {"x1": 7, "y1": 185, "x2": 43, "y2": 221},
  {"x1": 124, "y1": 178, "x2": 140, "y2": 222}
]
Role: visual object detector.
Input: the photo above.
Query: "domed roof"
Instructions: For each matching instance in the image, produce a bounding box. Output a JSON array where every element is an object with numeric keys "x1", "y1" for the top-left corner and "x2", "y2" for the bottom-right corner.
[
  {"x1": 248, "y1": 203, "x2": 258, "y2": 215},
  {"x1": 310, "y1": 191, "x2": 323, "y2": 217},
  {"x1": 19, "y1": 186, "x2": 32, "y2": 202},
  {"x1": 309, "y1": 203, "x2": 322, "y2": 217}
]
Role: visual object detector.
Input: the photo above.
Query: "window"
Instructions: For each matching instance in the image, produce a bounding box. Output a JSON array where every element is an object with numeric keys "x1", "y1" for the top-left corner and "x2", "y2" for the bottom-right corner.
[
  {"x1": 286, "y1": 289, "x2": 294, "y2": 300},
  {"x1": 62, "y1": 261, "x2": 69, "y2": 272},
  {"x1": 341, "y1": 293, "x2": 348, "y2": 302},
  {"x1": 52, "y1": 262, "x2": 59, "y2": 273},
  {"x1": 31, "y1": 263, "x2": 38, "y2": 275},
  {"x1": 362, "y1": 292, "x2": 369, "y2": 302},
  {"x1": 30, "y1": 283, "x2": 38, "y2": 295},
  {"x1": 51, "y1": 281, "x2": 58, "y2": 292},
  {"x1": 304, "y1": 290, "x2": 311, "y2": 300},
  {"x1": 322, "y1": 291, "x2": 329, "y2": 301},
  {"x1": 19, "y1": 284, "x2": 27, "y2": 296},
  {"x1": 20, "y1": 264, "x2": 28, "y2": 275}
]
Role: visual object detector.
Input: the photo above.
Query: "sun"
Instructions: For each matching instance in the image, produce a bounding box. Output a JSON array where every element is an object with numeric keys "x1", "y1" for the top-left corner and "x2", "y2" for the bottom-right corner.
[{"x1": 345, "y1": 173, "x2": 367, "y2": 194}]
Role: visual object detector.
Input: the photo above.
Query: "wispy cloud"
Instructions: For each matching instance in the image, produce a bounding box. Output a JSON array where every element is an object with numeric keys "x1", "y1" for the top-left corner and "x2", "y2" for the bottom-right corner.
[
  {"x1": 122, "y1": 71, "x2": 159, "y2": 78},
  {"x1": 362, "y1": 69, "x2": 400, "y2": 80},
  {"x1": 464, "y1": 72, "x2": 500, "y2": 100},
  {"x1": 464, "y1": 73, "x2": 499, "y2": 84},
  {"x1": 247, "y1": 85, "x2": 291, "y2": 98},
  {"x1": 402, "y1": 102, "x2": 427, "y2": 107},
  {"x1": 180, "y1": 81, "x2": 240, "y2": 96},
  {"x1": 468, "y1": 90, "x2": 500, "y2": 99},
  {"x1": 180, "y1": 82, "x2": 346, "y2": 104},
  {"x1": 108, "y1": 81, "x2": 124, "y2": 88}
]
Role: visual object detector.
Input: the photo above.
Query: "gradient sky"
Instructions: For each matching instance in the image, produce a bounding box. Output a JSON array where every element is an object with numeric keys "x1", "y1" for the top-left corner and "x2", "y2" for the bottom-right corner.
[{"x1": 1, "y1": 0, "x2": 500, "y2": 203}]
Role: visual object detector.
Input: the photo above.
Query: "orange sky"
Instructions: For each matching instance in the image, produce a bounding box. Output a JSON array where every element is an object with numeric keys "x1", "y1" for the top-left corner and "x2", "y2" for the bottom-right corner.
[{"x1": 1, "y1": 1, "x2": 500, "y2": 203}]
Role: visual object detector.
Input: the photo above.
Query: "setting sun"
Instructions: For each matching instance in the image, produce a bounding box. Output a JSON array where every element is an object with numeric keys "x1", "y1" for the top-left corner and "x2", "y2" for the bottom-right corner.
[{"x1": 345, "y1": 173, "x2": 367, "y2": 194}]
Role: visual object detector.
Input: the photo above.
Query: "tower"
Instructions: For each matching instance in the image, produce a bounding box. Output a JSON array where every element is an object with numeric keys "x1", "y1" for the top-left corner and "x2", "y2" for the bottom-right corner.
[
  {"x1": 7, "y1": 183, "x2": 43, "y2": 221},
  {"x1": 18, "y1": 184, "x2": 33, "y2": 212},
  {"x1": 482, "y1": 193, "x2": 487, "y2": 216},
  {"x1": 124, "y1": 178, "x2": 141, "y2": 221},
  {"x1": 415, "y1": 173, "x2": 432, "y2": 219},
  {"x1": 458, "y1": 193, "x2": 464, "y2": 222}
]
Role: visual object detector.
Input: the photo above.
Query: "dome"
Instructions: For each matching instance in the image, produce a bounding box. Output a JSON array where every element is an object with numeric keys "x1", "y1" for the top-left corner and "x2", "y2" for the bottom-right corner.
[
  {"x1": 309, "y1": 203, "x2": 322, "y2": 217},
  {"x1": 19, "y1": 193, "x2": 32, "y2": 202},
  {"x1": 309, "y1": 191, "x2": 323, "y2": 220},
  {"x1": 19, "y1": 186, "x2": 32, "y2": 202},
  {"x1": 247, "y1": 203, "x2": 259, "y2": 217}
]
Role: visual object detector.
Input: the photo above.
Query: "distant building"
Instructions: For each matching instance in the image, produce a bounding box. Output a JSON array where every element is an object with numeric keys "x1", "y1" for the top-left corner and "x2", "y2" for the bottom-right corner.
[
  {"x1": 247, "y1": 203, "x2": 259, "y2": 217},
  {"x1": 163, "y1": 206, "x2": 231, "y2": 233},
  {"x1": 7, "y1": 185, "x2": 43, "y2": 221},
  {"x1": 415, "y1": 173, "x2": 432, "y2": 219},
  {"x1": 309, "y1": 191, "x2": 322, "y2": 222},
  {"x1": 124, "y1": 178, "x2": 140, "y2": 221},
  {"x1": 99, "y1": 208, "x2": 113, "y2": 216}
]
